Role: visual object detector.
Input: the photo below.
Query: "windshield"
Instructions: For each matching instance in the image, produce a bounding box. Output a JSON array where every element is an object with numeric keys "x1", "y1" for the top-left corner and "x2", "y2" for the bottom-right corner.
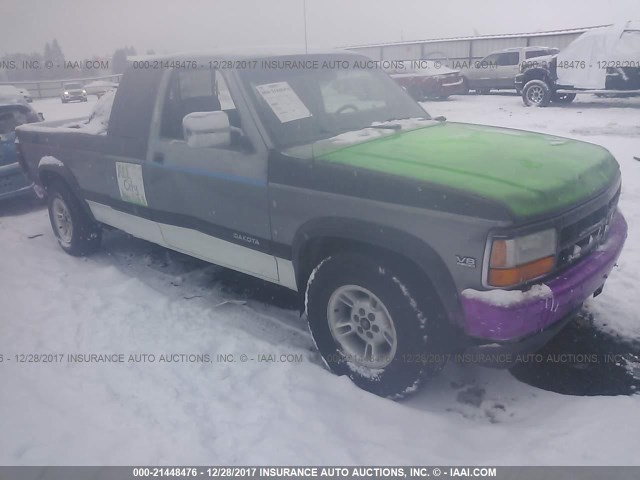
[
  {"x1": 238, "y1": 56, "x2": 429, "y2": 148},
  {"x1": 64, "y1": 83, "x2": 83, "y2": 89}
]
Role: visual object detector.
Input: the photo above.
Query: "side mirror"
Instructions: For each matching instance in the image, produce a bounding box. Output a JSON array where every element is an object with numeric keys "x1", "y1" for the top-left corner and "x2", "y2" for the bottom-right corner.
[
  {"x1": 183, "y1": 111, "x2": 230, "y2": 148},
  {"x1": 38, "y1": 113, "x2": 45, "y2": 121}
]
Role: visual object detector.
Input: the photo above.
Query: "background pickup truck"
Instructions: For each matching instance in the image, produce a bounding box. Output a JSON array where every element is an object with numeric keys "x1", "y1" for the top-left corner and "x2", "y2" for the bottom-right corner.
[
  {"x1": 16, "y1": 51, "x2": 627, "y2": 398},
  {"x1": 459, "y1": 46, "x2": 560, "y2": 94},
  {"x1": 517, "y1": 22, "x2": 640, "y2": 106}
]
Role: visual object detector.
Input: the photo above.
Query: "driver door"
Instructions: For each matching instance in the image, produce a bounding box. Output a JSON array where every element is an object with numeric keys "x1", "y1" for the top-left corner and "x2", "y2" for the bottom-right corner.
[{"x1": 143, "y1": 68, "x2": 279, "y2": 282}]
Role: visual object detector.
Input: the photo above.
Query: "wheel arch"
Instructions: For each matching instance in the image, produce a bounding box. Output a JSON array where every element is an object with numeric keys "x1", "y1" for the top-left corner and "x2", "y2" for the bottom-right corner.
[
  {"x1": 292, "y1": 217, "x2": 464, "y2": 328},
  {"x1": 39, "y1": 161, "x2": 96, "y2": 222},
  {"x1": 522, "y1": 67, "x2": 553, "y2": 87}
]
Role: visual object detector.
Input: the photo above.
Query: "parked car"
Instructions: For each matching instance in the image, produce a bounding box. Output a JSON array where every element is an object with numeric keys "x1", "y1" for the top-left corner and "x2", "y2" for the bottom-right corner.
[
  {"x1": 460, "y1": 46, "x2": 560, "y2": 94},
  {"x1": 0, "y1": 101, "x2": 42, "y2": 200},
  {"x1": 16, "y1": 87, "x2": 32, "y2": 103},
  {"x1": 16, "y1": 52, "x2": 627, "y2": 398},
  {"x1": 517, "y1": 22, "x2": 640, "y2": 106},
  {"x1": 60, "y1": 82, "x2": 87, "y2": 103},
  {"x1": 0, "y1": 85, "x2": 30, "y2": 103},
  {"x1": 83, "y1": 80, "x2": 118, "y2": 98},
  {"x1": 386, "y1": 60, "x2": 464, "y2": 100},
  {"x1": 1, "y1": 86, "x2": 34, "y2": 103}
]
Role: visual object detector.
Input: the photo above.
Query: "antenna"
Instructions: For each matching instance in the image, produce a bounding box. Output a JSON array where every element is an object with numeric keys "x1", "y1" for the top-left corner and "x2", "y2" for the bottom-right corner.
[{"x1": 303, "y1": 0, "x2": 308, "y2": 53}]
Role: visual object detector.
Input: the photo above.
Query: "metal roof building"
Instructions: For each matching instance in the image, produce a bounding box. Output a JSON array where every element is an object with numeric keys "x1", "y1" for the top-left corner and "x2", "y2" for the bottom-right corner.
[{"x1": 345, "y1": 25, "x2": 609, "y2": 66}]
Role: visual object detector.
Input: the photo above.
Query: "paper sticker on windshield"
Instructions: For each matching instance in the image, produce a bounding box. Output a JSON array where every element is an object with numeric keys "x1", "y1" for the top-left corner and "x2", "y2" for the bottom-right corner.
[
  {"x1": 116, "y1": 162, "x2": 148, "y2": 207},
  {"x1": 255, "y1": 82, "x2": 312, "y2": 123}
]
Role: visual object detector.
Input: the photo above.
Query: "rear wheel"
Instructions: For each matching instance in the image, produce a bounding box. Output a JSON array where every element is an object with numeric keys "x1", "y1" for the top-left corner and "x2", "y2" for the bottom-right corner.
[
  {"x1": 305, "y1": 253, "x2": 448, "y2": 398},
  {"x1": 48, "y1": 180, "x2": 102, "y2": 256},
  {"x1": 522, "y1": 79, "x2": 552, "y2": 107}
]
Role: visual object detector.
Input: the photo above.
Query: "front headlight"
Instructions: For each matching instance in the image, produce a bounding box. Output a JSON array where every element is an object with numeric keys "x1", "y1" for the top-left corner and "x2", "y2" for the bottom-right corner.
[
  {"x1": 82, "y1": 90, "x2": 87, "y2": 95},
  {"x1": 64, "y1": 91, "x2": 69, "y2": 95},
  {"x1": 487, "y1": 228, "x2": 556, "y2": 287}
]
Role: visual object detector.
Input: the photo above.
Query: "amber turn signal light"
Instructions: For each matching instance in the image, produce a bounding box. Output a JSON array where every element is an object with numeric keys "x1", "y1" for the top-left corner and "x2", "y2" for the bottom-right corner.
[{"x1": 488, "y1": 256, "x2": 555, "y2": 287}]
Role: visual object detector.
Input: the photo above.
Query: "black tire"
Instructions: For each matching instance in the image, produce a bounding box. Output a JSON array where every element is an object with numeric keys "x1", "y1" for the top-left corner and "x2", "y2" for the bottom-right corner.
[
  {"x1": 305, "y1": 253, "x2": 448, "y2": 398},
  {"x1": 47, "y1": 180, "x2": 102, "y2": 256},
  {"x1": 61, "y1": 99, "x2": 67, "y2": 104},
  {"x1": 522, "y1": 79, "x2": 552, "y2": 107},
  {"x1": 551, "y1": 92, "x2": 577, "y2": 104}
]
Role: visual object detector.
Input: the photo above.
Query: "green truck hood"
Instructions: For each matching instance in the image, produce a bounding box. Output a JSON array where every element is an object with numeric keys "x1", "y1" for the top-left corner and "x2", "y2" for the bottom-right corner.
[{"x1": 317, "y1": 122, "x2": 620, "y2": 219}]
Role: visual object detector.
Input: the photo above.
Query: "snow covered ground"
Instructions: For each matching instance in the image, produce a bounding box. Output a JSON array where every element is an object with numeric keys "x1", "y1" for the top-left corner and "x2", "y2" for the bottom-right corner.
[{"x1": 1, "y1": 94, "x2": 639, "y2": 465}]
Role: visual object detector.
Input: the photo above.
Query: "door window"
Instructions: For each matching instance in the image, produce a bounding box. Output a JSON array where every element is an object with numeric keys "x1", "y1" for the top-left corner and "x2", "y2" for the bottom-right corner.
[
  {"x1": 525, "y1": 49, "x2": 559, "y2": 59},
  {"x1": 160, "y1": 69, "x2": 238, "y2": 141},
  {"x1": 478, "y1": 54, "x2": 499, "y2": 68},
  {"x1": 496, "y1": 52, "x2": 520, "y2": 66}
]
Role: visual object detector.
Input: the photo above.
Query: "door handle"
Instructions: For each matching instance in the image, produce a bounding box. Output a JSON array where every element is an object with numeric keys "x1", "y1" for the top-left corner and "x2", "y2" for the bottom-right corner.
[{"x1": 153, "y1": 152, "x2": 164, "y2": 164}]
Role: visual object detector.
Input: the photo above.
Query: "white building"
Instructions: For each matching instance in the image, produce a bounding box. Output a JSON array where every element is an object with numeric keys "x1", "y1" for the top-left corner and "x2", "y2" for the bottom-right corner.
[{"x1": 346, "y1": 25, "x2": 608, "y2": 67}]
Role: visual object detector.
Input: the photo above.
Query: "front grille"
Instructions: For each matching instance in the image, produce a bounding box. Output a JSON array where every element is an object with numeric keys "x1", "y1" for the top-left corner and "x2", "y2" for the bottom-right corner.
[{"x1": 556, "y1": 189, "x2": 620, "y2": 270}]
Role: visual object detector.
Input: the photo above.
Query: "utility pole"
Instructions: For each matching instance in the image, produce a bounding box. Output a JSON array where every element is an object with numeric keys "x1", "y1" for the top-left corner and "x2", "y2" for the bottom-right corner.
[{"x1": 303, "y1": 0, "x2": 308, "y2": 53}]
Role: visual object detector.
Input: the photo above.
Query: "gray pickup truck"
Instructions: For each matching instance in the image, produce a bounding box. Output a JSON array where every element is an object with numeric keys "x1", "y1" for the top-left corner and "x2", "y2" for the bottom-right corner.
[{"x1": 16, "y1": 51, "x2": 627, "y2": 398}]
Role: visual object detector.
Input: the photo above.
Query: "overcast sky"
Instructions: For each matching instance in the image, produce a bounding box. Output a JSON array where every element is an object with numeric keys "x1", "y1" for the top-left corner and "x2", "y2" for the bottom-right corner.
[{"x1": 3, "y1": 0, "x2": 640, "y2": 59}]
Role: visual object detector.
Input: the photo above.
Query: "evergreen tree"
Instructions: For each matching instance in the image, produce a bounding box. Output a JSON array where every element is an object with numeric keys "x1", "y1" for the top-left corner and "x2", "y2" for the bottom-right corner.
[
  {"x1": 50, "y1": 39, "x2": 65, "y2": 79},
  {"x1": 112, "y1": 46, "x2": 137, "y2": 74}
]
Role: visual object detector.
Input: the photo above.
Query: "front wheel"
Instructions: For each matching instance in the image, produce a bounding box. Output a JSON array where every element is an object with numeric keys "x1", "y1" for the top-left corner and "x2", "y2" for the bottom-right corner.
[
  {"x1": 48, "y1": 180, "x2": 102, "y2": 256},
  {"x1": 305, "y1": 253, "x2": 447, "y2": 398},
  {"x1": 522, "y1": 79, "x2": 552, "y2": 107}
]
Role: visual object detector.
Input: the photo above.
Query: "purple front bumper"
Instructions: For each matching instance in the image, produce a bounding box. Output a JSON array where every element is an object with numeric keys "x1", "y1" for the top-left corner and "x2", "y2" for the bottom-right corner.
[{"x1": 461, "y1": 211, "x2": 628, "y2": 342}]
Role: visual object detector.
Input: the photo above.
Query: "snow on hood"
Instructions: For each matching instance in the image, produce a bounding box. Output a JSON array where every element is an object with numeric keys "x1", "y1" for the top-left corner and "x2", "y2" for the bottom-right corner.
[
  {"x1": 557, "y1": 21, "x2": 640, "y2": 89},
  {"x1": 326, "y1": 117, "x2": 435, "y2": 145}
]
